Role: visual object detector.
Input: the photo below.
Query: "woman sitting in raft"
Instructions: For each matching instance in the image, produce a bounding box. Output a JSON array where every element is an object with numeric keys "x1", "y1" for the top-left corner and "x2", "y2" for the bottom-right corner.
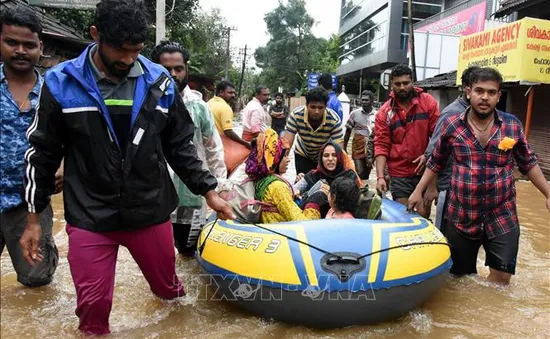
[
  {"x1": 294, "y1": 140, "x2": 361, "y2": 198},
  {"x1": 245, "y1": 129, "x2": 324, "y2": 223}
]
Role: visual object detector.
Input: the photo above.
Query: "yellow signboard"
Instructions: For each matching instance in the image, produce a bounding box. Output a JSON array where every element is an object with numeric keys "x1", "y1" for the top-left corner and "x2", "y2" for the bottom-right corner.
[{"x1": 457, "y1": 17, "x2": 550, "y2": 84}]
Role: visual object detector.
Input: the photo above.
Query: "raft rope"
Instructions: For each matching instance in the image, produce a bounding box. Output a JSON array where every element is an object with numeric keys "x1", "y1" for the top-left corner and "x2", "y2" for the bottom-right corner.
[{"x1": 198, "y1": 217, "x2": 451, "y2": 262}]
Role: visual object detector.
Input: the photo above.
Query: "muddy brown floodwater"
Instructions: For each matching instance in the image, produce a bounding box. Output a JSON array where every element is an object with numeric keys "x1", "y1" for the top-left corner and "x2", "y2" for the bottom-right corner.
[{"x1": 2, "y1": 130, "x2": 549, "y2": 338}]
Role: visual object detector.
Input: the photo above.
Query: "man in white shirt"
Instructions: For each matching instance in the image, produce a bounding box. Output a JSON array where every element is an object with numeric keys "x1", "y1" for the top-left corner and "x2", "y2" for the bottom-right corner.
[
  {"x1": 242, "y1": 85, "x2": 270, "y2": 141},
  {"x1": 344, "y1": 90, "x2": 377, "y2": 179}
]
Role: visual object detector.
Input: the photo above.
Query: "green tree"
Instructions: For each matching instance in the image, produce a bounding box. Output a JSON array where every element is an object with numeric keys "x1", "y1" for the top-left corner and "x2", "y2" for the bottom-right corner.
[
  {"x1": 316, "y1": 34, "x2": 340, "y2": 73},
  {"x1": 46, "y1": 0, "x2": 198, "y2": 42},
  {"x1": 45, "y1": 8, "x2": 94, "y2": 39},
  {"x1": 46, "y1": 1, "x2": 232, "y2": 78},
  {"x1": 170, "y1": 8, "x2": 229, "y2": 77},
  {"x1": 254, "y1": 0, "x2": 340, "y2": 94}
]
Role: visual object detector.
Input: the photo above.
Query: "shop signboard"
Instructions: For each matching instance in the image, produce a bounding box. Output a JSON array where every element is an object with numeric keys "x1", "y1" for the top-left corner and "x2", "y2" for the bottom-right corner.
[{"x1": 457, "y1": 17, "x2": 550, "y2": 84}]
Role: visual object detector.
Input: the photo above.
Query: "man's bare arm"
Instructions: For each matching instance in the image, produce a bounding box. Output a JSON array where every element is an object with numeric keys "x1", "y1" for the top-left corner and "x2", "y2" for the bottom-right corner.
[
  {"x1": 283, "y1": 130, "x2": 296, "y2": 149},
  {"x1": 224, "y1": 129, "x2": 251, "y2": 148}
]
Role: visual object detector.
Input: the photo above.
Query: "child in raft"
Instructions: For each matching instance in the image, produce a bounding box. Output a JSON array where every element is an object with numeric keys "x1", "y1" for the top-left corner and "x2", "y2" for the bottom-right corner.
[{"x1": 326, "y1": 176, "x2": 360, "y2": 219}]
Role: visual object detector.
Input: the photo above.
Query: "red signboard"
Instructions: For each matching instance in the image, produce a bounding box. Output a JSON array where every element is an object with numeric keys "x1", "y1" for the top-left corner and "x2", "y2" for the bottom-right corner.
[{"x1": 416, "y1": 1, "x2": 487, "y2": 36}]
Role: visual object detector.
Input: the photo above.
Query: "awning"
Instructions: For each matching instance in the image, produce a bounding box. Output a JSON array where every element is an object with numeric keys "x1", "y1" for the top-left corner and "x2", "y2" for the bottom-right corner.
[
  {"x1": 414, "y1": 71, "x2": 458, "y2": 89},
  {"x1": 493, "y1": 0, "x2": 548, "y2": 18},
  {"x1": 456, "y1": 17, "x2": 550, "y2": 85}
]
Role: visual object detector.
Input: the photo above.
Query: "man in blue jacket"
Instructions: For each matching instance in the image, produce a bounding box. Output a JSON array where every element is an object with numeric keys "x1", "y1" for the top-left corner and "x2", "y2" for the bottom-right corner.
[
  {"x1": 318, "y1": 73, "x2": 343, "y2": 121},
  {"x1": 19, "y1": 0, "x2": 234, "y2": 335}
]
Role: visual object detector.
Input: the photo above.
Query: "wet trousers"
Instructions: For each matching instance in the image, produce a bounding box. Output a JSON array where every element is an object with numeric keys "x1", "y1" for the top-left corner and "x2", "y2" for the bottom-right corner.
[
  {"x1": 66, "y1": 220, "x2": 184, "y2": 335},
  {"x1": 0, "y1": 204, "x2": 58, "y2": 286}
]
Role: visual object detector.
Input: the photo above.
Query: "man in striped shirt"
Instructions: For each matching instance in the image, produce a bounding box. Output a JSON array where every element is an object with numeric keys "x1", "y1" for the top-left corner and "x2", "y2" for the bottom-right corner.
[{"x1": 283, "y1": 87, "x2": 344, "y2": 174}]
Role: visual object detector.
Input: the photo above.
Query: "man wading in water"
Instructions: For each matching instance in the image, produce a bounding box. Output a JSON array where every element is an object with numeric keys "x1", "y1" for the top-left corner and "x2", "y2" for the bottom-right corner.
[
  {"x1": 19, "y1": 0, "x2": 234, "y2": 335},
  {"x1": 151, "y1": 40, "x2": 227, "y2": 256},
  {"x1": 409, "y1": 67, "x2": 550, "y2": 285},
  {"x1": 0, "y1": 6, "x2": 61, "y2": 287}
]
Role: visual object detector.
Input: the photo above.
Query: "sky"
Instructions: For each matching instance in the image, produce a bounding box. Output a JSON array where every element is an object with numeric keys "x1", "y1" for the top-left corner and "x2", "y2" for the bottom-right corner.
[{"x1": 198, "y1": 0, "x2": 341, "y2": 66}]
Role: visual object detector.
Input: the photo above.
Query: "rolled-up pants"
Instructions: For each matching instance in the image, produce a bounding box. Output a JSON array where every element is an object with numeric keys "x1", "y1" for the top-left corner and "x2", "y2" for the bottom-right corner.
[{"x1": 66, "y1": 220, "x2": 184, "y2": 335}]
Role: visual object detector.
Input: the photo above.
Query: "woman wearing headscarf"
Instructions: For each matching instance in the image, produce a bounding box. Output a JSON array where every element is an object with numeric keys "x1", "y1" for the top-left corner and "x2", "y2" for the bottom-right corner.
[
  {"x1": 294, "y1": 140, "x2": 361, "y2": 198},
  {"x1": 245, "y1": 129, "x2": 323, "y2": 224}
]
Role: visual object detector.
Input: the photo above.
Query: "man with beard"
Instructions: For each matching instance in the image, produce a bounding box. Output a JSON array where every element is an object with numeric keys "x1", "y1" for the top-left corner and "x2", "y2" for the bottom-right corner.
[
  {"x1": 269, "y1": 92, "x2": 289, "y2": 136},
  {"x1": 19, "y1": 0, "x2": 234, "y2": 335},
  {"x1": 0, "y1": 6, "x2": 60, "y2": 287},
  {"x1": 151, "y1": 40, "x2": 226, "y2": 256},
  {"x1": 374, "y1": 64, "x2": 439, "y2": 218},
  {"x1": 344, "y1": 90, "x2": 377, "y2": 180},
  {"x1": 423, "y1": 66, "x2": 480, "y2": 232},
  {"x1": 409, "y1": 67, "x2": 550, "y2": 285}
]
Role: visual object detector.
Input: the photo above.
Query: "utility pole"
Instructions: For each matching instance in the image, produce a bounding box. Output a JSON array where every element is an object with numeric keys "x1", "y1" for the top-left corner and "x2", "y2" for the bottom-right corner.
[
  {"x1": 224, "y1": 26, "x2": 237, "y2": 80},
  {"x1": 156, "y1": 0, "x2": 166, "y2": 44},
  {"x1": 407, "y1": 0, "x2": 417, "y2": 81},
  {"x1": 237, "y1": 45, "x2": 248, "y2": 101},
  {"x1": 359, "y1": 69, "x2": 363, "y2": 96}
]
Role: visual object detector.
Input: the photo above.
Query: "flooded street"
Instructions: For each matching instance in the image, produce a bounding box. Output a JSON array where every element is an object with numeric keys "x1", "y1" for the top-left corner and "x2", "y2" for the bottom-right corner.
[{"x1": 2, "y1": 127, "x2": 550, "y2": 338}]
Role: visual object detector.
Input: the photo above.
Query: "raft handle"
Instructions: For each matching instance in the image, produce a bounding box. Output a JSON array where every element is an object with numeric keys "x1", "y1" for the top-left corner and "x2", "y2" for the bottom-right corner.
[
  {"x1": 321, "y1": 252, "x2": 366, "y2": 282},
  {"x1": 326, "y1": 255, "x2": 361, "y2": 266}
]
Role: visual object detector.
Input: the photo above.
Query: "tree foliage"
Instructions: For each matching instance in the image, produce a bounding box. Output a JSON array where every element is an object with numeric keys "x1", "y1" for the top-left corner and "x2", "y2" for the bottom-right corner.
[
  {"x1": 170, "y1": 8, "x2": 229, "y2": 77},
  {"x1": 254, "y1": 0, "x2": 340, "y2": 94},
  {"x1": 45, "y1": 8, "x2": 94, "y2": 39},
  {"x1": 46, "y1": 0, "x2": 230, "y2": 77}
]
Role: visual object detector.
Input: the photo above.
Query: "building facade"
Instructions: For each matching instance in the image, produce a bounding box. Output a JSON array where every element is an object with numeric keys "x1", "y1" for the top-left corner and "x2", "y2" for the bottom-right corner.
[{"x1": 337, "y1": 0, "x2": 444, "y2": 95}]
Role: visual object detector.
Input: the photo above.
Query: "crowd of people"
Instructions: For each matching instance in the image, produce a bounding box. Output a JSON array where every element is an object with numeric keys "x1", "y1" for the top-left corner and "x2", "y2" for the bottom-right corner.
[{"x1": 1, "y1": 0, "x2": 549, "y2": 336}]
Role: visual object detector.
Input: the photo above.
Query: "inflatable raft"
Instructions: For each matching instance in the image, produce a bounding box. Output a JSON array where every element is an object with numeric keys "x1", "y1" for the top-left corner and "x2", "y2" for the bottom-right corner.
[{"x1": 196, "y1": 199, "x2": 451, "y2": 328}]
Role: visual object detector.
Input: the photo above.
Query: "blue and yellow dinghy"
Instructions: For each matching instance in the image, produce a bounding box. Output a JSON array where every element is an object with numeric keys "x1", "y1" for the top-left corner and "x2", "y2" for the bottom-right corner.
[{"x1": 196, "y1": 199, "x2": 452, "y2": 328}]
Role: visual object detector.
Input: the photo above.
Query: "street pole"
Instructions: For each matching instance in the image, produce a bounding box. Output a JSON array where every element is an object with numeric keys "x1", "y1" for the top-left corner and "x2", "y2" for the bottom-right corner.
[
  {"x1": 359, "y1": 69, "x2": 363, "y2": 96},
  {"x1": 224, "y1": 27, "x2": 234, "y2": 80},
  {"x1": 156, "y1": 0, "x2": 166, "y2": 44},
  {"x1": 407, "y1": 0, "x2": 417, "y2": 82},
  {"x1": 237, "y1": 45, "x2": 247, "y2": 102}
]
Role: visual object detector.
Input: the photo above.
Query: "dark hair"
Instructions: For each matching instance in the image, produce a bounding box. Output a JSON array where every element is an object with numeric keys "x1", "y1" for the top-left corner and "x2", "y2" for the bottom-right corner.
[
  {"x1": 461, "y1": 66, "x2": 481, "y2": 87},
  {"x1": 150, "y1": 40, "x2": 190, "y2": 64},
  {"x1": 390, "y1": 64, "x2": 413, "y2": 81},
  {"x1": 255, "y1": 85, "x2": 268, "y2": 95},
  {"x1": 216, "y1": 80, "x2": 235, "y2": 94},
  {"x1": 330, "y1": 176, "x2": 360, "y2": 214},
  {"x1": 361, "y1": 90, "x2": 374, "y2": 99},
  {"x1": 318, "y1": 73, "x2": 333, "y2": 90},
  {"x1": 274, "y1": 92, "x2": 283, "y2": 98},
  {"x1": 305, "y1": 87, "x2": 329, "y2": 105},
  {"x1": 94, "y1": 0, "x2": 149, "y2": 47},
  {"x1": 469, "y1": 67, "x2": 503, "y2": 89},
  {"x1": 0, "y1": 6, "x2": 42, "y2": 38}
]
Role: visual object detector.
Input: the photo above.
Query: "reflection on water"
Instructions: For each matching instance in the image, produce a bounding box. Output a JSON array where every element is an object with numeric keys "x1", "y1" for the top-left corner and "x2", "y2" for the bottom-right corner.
[{"x1": 2, "y1": 136, "x2": 549, "y2": 339}]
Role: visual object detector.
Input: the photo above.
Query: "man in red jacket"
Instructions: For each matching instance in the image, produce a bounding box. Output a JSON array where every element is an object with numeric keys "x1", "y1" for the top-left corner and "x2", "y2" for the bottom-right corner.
[{"x1": 374, "y1": 64, "x2": 439, "y2": 218}]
